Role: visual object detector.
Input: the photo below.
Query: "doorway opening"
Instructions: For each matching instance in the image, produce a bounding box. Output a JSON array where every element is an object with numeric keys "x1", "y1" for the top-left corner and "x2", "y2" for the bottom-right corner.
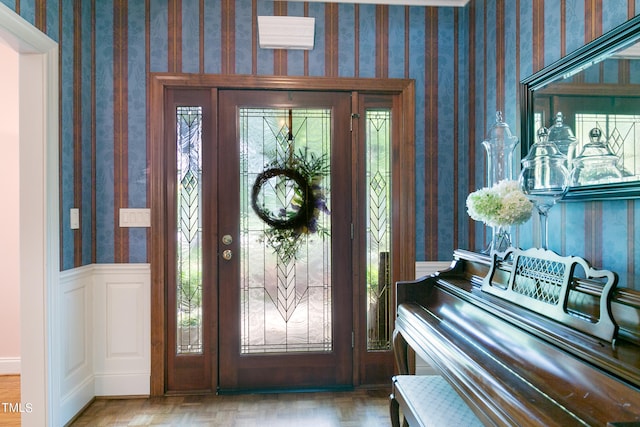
[{"x1": 149, "y1": 75, "x2": 415, "y2": 395}]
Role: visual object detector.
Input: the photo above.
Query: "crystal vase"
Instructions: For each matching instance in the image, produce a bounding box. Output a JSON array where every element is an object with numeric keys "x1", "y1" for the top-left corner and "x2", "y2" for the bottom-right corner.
[
  {"x1": 482, "y1": 111, "x2": 519, "y2": 187},
  {"x1": 490, "y1": 225, "x2": 512, "y2": 253},
  {"x1": 482, "y1": 112, "x2": 519, "y2": 253},
  {"x1": 518, "y1": 127, "x2": 569, "y2": 250}
]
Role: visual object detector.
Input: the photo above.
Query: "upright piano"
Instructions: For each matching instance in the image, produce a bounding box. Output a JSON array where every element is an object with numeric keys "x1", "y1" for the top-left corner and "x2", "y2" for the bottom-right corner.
[{"x1": 392, "y1": 247, "x2": 640, "y2": 426}]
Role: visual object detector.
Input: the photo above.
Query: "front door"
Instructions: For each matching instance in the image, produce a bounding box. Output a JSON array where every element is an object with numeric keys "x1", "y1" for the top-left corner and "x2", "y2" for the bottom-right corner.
[
  {"x1": 217, "y1": 90, "x2": 353, "y2": 392},
  {"x1": 165, "y1": 88, "x2": 353, "y2": 392}
]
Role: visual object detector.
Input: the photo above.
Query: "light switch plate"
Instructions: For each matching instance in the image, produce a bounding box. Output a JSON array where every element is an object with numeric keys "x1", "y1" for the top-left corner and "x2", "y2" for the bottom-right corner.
[
  {"x1": 119, "y1": 208, "x2": 151, "y2": 227},
  {"x1": 70, "y1": 208, "x2": 80, "y2": 229}
]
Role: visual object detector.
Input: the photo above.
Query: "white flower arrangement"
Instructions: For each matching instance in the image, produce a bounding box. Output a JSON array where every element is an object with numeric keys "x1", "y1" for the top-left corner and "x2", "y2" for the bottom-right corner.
[{"x1": 466, "y1": 180, "x2": 533, "y2": 228}]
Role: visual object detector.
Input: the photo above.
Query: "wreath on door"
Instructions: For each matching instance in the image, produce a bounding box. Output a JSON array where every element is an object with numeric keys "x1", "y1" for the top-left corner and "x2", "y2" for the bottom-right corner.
[{"x1": 251, "y1": 150, "x2": 330, "y2": 262}]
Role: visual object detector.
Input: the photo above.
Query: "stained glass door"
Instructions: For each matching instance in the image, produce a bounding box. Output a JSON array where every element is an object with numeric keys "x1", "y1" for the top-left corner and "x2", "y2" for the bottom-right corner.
[{"x1": 218, "y1": 90, "x2": 353, "y2": 391}]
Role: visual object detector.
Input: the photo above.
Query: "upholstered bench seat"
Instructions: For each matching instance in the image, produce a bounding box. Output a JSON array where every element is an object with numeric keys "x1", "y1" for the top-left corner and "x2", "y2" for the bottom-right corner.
[{"x1": 390, "y1": 375, "x2": 484, "y2": 427}]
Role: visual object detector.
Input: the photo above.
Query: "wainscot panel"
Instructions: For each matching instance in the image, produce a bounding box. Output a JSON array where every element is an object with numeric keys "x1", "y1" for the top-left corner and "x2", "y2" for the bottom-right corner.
[{"x1": 59, "y1": 263, "x2": 150, "y2": 425}]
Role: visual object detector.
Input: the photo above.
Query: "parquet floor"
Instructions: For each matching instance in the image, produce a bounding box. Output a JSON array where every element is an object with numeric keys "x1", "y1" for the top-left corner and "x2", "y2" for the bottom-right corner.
[
  {"x1": 0, "y1": 375, "x2": 21, "y2": 427},
  {"x1": 70, "y1": 388, "x2": 392, "y2": 427}
]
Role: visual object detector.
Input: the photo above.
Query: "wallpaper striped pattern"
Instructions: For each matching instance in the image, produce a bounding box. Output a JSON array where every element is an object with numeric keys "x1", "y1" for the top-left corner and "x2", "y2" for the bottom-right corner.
[{"x1": 2, "y1": 0, "x2": 639, "y2": 289}]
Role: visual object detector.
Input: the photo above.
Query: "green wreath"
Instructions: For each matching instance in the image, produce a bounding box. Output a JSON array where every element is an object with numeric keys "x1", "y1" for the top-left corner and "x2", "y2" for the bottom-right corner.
[
  {"x1": 251, "y1": 167, "x2": 316, "y2": 232},
  {"x1": 250, "y1": 150, "x2": 330, "y2": 262}
]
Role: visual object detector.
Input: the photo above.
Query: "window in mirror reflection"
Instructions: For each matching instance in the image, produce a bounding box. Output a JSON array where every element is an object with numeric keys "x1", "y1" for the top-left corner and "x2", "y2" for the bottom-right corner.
[
  {"x1": 575, "y1": 113, "x2": 639, "y2": 178},
  {"x1": 535, "y1": 112, "x2": 543, "y2": 132}
]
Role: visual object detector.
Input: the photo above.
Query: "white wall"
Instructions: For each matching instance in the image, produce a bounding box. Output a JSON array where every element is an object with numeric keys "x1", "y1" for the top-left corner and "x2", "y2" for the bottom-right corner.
[
  {"x1": 59, "y1": 264, "x2": 150, "y2": 426},
  {"x1": 0, "y1": 38, "x2": 21, "y2": 373}
]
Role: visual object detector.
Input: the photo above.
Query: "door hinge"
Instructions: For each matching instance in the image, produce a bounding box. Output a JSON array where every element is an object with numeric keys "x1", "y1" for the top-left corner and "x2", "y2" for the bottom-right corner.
[
  {"x1": 350, "y1": 113, "x2": 360, "y2": 132},
  {"x1": 350, "y1": 223, "x2": 354, "y2": 239},
  {"x1": 352, "y1": 331, "x2": 355, "y2": 348}
]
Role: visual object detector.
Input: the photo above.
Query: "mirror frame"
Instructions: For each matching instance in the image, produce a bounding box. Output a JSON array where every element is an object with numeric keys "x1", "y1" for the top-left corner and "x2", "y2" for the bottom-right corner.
[{"x1": 520, "y1": 14, "x2": 640, "y2": 201}]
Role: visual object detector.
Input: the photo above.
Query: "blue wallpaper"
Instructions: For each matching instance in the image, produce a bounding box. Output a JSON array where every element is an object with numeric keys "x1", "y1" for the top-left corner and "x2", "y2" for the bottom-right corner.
[
  {"x1": 94, "y1": 0, "x2": 115, "y2": 264},
  {"x1": 6, "y1": 0, "x2": 639, "y2": 288},
  {"x1": 59, "y1": 0, "x2": 74, "y2": 268},
  {"x1": 128, "y1": 0, "x2": 148, "y2": 263}
]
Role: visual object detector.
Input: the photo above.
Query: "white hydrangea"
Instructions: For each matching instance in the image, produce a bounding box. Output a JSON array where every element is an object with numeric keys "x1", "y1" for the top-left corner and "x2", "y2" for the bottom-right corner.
[{"x1": 466, "y1": 180, "x2": 533, "y2": 227}]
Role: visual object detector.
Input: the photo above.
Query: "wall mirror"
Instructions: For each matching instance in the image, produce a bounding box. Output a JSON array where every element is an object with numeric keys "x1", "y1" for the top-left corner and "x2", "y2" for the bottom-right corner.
[{"x1": 520, "y1": 14, "x2": 640, "y2": 201}]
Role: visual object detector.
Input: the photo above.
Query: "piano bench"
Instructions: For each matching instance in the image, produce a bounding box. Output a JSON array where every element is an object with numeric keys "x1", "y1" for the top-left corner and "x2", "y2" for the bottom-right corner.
[{"x1": 390, "y1": 375, "x2": 484, "y2": 427}]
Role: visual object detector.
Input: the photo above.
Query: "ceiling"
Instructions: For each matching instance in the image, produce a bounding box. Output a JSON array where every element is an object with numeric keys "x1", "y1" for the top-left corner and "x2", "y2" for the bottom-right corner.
[{"x1": 294, "y1": 0, "x2": 470, "y2": 6}]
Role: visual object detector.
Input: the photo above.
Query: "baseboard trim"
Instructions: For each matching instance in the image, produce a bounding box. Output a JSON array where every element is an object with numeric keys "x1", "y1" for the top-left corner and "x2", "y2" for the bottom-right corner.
[
  {"x1": 60, "y1": 375, "x2": 95, "y2": 426},
  {"x1": 94, "y1": 372, "x2": 150, "y2": 396},
  {"x1": 0, "y1": 357, "x2": 20, "y2": 374}
]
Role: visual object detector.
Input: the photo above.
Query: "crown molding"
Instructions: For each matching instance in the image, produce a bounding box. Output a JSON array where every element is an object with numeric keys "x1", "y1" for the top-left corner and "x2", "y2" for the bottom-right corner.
[{"x1": 291, "y1": 0, "x2": 470, "y2": 6}]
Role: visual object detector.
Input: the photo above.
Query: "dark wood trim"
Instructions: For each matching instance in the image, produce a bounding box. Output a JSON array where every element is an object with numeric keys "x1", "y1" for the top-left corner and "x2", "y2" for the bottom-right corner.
[
  {"x1": 73, "y1": 0, "x2": 83, "y2": 267},
  {"x1": 453, "y1": 8, "x2": 459, "y2": 248},
  {"x1": 560, "y1": 0, "x2": 566, "y2": 57},
  {"x1": 351, "y1": 92, "x2": 362, "y2": 387},
  {"x1": 167, "y1": 0, "x2": 182, "y2": 73},
  {"x1": 199, "y1": 0, "x2": 204, "y2": 74},
  {"x1": 532, "y1": 0, "x2": 544, "y2": 72},
  {"x1": 468, "y1": 0, "x2": 477, "y2": 250},
  {"x1": 325, "y1": 3, "x2": 339, "y2": 77},
  {"x1": 92, "y1": 0, "x2": 97, "y2": 264},
  {"x1": 252, "y1": 0, "x2": 257, "y2": 75},
  {"x1": 221, "y1": 0, "x2": 235, "y2": 75},
  {"x1": 375, "y1": 5, "x2": 388, "y2": 79},
  {"x1": 584, "y1": 0, "x2": 603, "y2": 43},
  {"x1": 304, "y1": 2, "x2": 310, "y2": 76},
  {"x1": 273, "y1": 1, "x2": 287, "y2": 76},
  {"x1": 149, "y1": 74, "x2": 415, "y2": 395},
  {"x1": 113, "y1": 0, "x2": 129, "y2": 263},
  {"x1": 424, "y1": 8, "x2": 438, "y2": 259},
  {"x1": 36, "y1": 0, "x2": 46, "y2": 33},
  {"x1": 149, "y1": 75, "x2": 167, "y2": 396},
  {"x1": 495, "y1": 0, "x2": 504, "y2": 111},
  {"x1": 145, "y1": 0, "x2": 151, "y2": 264}
]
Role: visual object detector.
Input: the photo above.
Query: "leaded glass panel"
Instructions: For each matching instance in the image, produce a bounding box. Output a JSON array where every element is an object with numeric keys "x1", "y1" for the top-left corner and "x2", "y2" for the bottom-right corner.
[
  {"x1": 575, "y1": 113, "x2": 640, "y2": 177},
  {"x1": 239, "y1": 108, "x2": 332, "y2": 354},
  {"x1": 176, "y1": 106, "x2": 203, "y2": 354},
  {"x1": 365, "y1": 110, "x2": 392, "y2": 351}
]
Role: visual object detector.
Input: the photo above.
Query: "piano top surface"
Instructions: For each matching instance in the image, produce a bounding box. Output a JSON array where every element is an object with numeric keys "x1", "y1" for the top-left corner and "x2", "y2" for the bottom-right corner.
[{"x1": 395, "y1": 249, "x2": 640, "y2": 426}]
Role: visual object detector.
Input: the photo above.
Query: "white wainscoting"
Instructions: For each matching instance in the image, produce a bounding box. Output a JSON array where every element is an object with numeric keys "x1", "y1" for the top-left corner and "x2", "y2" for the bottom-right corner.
[
  {"x1": 58, "y1": 263, "x2": 150, "y2": 425},
  {"x1": 414, "y1": 261, "x2": 453, "y2": 376}
]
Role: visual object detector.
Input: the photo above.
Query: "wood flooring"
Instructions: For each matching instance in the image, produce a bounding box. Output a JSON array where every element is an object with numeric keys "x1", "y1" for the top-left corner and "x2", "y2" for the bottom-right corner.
[
  {"x1": 0, "y1": 375, "x2": 21, "y2": 427},
  {"x1": 70, "y1": 388, "x2": 391, "y2": 427}
]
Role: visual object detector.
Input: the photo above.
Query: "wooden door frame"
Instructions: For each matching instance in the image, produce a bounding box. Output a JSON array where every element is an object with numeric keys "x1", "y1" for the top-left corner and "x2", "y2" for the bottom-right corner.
[{"x1": 149, "y1": 74, "x2": 415, "y2": 396}]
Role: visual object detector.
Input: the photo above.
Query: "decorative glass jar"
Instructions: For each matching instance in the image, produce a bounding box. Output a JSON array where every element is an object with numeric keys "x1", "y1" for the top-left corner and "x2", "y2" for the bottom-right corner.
[
  {"x1": 519, "y1": 127, "x2": 570, "y2": 250},
  {"x1": 482, "y1": 111, "x2": 519, "y2": 187},
  {"x1": 481, "y1": 111, "x2": 519, "y2": 253},
  {"x1": 547, "y1": 112, "x2": 578, "y2": 167},
  {"x1": 570, "y1": 128, "x2": 623, "y2": 186}
]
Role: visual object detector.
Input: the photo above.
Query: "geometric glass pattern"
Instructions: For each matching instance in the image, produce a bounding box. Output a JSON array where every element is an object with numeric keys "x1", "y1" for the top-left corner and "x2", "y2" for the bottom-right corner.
[
  {"x1": 512, "y1": 255, "x2": 565, "y2": 305},
  {"x1": 575, "y1": 113, "x2": 639, "y2": 178},
  {"x1": 176, "y1": 106, "x2": 203, "y2": 354},
  {"x1": 239, "y1": 108, "x2": 332, "y2": 354},
  {"x1": 365, "y1": 110, "x2": 392, "y2": 351}
]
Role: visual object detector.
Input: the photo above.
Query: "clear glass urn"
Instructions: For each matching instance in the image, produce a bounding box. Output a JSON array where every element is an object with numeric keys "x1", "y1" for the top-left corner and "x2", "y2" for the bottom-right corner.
[
  {"x1": 519, "y1": 127, "x2": 570, "y2": 250},
  {"x1": 482, "y1": 111, "x2": 519, "y2": 187},
  {"x1": 482, "y1": 111, "x2": 519, "y2": 253},
  {"x1": 547, "y1": 112, "x2": 578, "y2": 167},
  {"x1": 570, "y1": 128, "x2": 623, "y2": 186}
]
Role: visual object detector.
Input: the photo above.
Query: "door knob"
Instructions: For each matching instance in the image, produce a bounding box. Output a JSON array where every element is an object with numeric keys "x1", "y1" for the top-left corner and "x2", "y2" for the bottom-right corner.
[{"x1": 222, "y1": 249, "x2": 233, "y2": 260}]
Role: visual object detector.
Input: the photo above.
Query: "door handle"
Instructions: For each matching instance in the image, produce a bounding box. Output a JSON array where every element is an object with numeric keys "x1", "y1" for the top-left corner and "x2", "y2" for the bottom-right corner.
[{"x1": 222, "y1": 249, "x2": 233, "y2": 260}]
